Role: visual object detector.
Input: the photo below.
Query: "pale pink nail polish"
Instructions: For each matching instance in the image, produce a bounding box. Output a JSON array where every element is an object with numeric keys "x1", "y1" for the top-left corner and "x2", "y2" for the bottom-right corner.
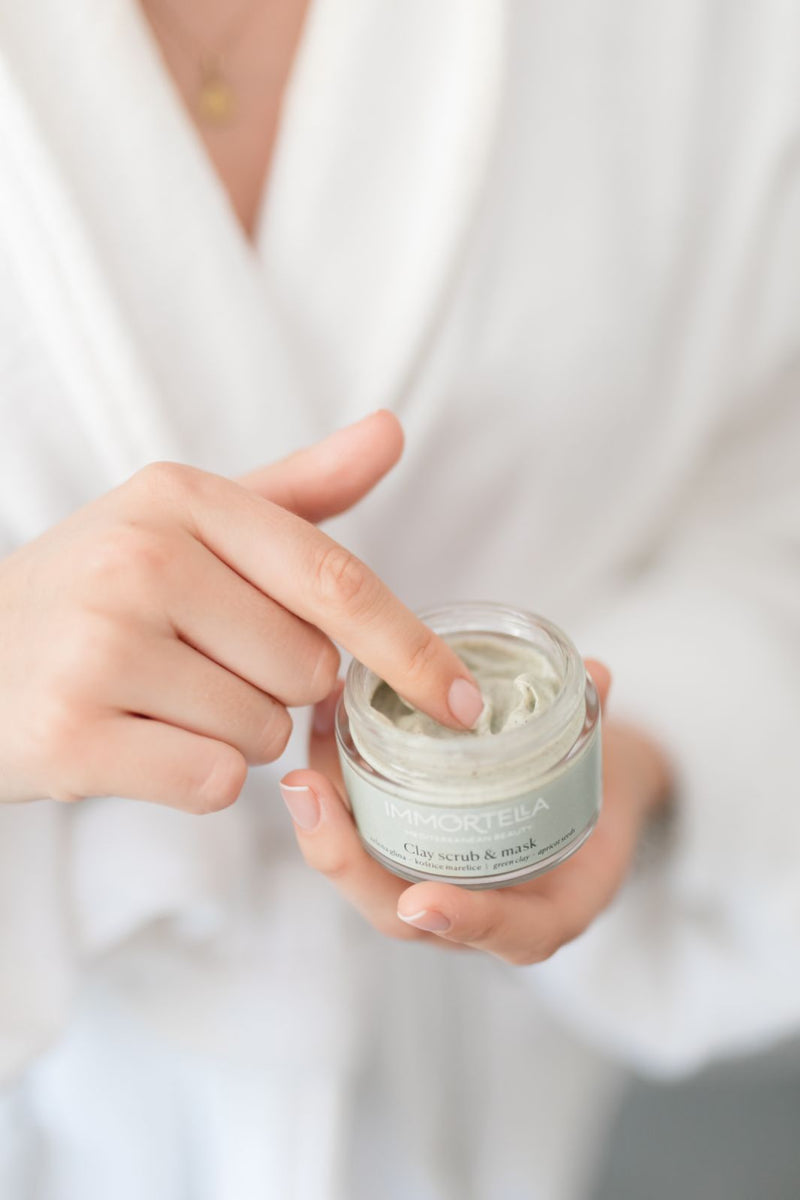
[
  {"x1": 447, "y1": 678, "x2": 484, "y2": 728},
  {"x1": 280, "y1": 783, "x2": 320, "y2": 831},
  {"x1": 397, "y1": 908, "x2": 452, "y2": 933}
]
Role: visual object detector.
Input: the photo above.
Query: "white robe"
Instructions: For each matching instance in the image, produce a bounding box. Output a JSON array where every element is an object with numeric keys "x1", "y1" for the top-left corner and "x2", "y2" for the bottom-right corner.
[{"x1": 0, "y1": 1, "x2": 799, "y2": 1197}]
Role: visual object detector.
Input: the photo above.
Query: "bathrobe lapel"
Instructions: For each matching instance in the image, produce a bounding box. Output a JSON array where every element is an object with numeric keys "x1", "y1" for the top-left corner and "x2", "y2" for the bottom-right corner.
[
  {"x1": 0, "y1": 0, "x2": 505, "y2": 485},
  {"x1": 259, "y1": 0, "x2": 506, "y2": 421},
  {"x1": 0, "y1": 0, "x2": 505, "y2": 1073},
  {"x1": 0, "y1": 48, "x2": 174, "y2": 481}
]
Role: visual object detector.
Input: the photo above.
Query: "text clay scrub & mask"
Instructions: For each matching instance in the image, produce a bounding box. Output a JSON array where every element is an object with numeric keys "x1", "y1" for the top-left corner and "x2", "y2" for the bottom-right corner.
[{"x1": 335, "y1": 603, "x2": 602, "y2": 889}]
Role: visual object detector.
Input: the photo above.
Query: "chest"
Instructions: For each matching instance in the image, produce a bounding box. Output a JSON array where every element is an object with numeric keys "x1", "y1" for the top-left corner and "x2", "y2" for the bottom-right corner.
[
  {"x1": 0, "y1": 1, "x2": 798, "y2": 571},
  {"x1": 138, "y1": 0, "x2": 310, "y2": 238}
]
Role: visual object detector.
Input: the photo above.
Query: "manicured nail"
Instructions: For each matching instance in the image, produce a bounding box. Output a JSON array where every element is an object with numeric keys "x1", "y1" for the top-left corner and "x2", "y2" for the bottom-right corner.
[
  {"x1": 312, "y1": 690, "x2": 340, "y2": 736},
  {"x1": 280, "y1": 782, "x2": 320, "y2": 831},
  {"x1": 397, "y1": 908, "x2": 452, "y2": 933},
  {"x1": 448, "y1": 678, "x2": 484, "y2": 729}
]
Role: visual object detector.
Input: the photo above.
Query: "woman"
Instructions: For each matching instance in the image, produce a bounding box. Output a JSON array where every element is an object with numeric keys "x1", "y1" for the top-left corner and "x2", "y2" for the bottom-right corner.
[{"x1": 0, "y1": 1, "x2": 798, "y2": 1197}]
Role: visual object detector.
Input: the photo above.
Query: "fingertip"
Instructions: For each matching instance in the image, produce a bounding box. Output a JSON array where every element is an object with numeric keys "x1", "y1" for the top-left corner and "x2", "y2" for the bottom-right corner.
[
  {"x1": 197, "y1": 745, "x2": 248, "y2": 814},
  {"x1": 396, "y1": 908, "x2": 452, "y2": 933},
  {"x1": 396, "y1": 881, "x2": 464, "y2": 926},
  {"x1": 279, "y1": 779, "x2": 321, "y2": 831},
  {"x1": 280, "y1": 767, "x2": 351, "y2": 818},
  {"x1": 344, "y1": 408, "x2": 403, "y2": 453},
  {"x1": 396, "y1": 884, "x2": 426, "y2": 922},
  {"x1": 584, "y1": 658, "x2": 612, "y2": 710},
  {"x1": 447, "y1": 676, "x2": 485, "y2": 729},
  {"x1": 345, "y1": 410, "x2": 403, "y2": 477},
  {"x1": 279, "y1": 767, "x2": 329, "y2": 795},
  {"x1": 371, "y1": 409, "x2": 404, "y2": 461}
]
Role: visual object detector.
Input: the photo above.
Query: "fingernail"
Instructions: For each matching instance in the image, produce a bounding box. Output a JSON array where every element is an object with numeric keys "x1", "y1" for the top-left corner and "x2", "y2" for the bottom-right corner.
[
  {"x1": 280, "y1": 782, "x2": 321, "y2": 831},
  {"x1": 397, "y1": 908, "x2": 452, "y2": 933},
  {"x1": 448, "y1": 678, "x2": 484, "y2": 729},
  {"x1": 312, "y1": 690, "x2": 340, "y2": 736}
]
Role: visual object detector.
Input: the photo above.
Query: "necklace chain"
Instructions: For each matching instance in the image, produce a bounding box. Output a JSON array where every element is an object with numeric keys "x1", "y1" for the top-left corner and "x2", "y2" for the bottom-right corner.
[{"x1": 147, "y1": 0, "x2": 264, "y2": 125}]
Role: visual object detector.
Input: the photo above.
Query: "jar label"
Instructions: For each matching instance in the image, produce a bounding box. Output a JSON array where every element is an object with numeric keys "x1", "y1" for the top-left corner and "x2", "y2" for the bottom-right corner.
[{"x1": 338, "y1": 725, "x2": 601, "y2": 885}]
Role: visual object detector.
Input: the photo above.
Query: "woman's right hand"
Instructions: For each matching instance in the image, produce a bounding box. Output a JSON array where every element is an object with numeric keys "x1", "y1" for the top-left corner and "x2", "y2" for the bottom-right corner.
[{"x1": 0, "y1": 411, "x2": 483, "y2": 811}]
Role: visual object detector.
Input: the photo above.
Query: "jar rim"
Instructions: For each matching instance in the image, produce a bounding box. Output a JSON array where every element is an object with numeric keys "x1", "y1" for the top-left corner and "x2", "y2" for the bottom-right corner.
[{"x1": 340, "y1": 601, "x2": 588, "y2": 789}]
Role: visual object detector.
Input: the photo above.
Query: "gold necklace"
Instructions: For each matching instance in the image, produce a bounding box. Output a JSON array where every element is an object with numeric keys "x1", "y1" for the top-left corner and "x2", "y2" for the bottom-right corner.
[{"x1": 147, "y1": 0, "x2": 263, "y2": 126}]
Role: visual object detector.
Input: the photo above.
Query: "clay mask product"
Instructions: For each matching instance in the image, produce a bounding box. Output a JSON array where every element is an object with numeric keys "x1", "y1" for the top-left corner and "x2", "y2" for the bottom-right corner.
[{"x1": 335, "y1": 603, "x2": 601, "y2": 889}]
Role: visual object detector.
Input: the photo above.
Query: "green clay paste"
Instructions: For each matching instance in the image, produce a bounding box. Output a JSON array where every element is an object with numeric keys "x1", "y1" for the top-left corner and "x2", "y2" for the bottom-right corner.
[{"x1": 370, "y1": 633, "x2": 560, "y2": 738}]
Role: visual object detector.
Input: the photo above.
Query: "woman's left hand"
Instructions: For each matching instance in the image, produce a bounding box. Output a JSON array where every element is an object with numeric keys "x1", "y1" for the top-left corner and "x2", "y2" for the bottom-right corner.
[{"x1": 280, "y1": 662, "x2": 672, "y2": 964}]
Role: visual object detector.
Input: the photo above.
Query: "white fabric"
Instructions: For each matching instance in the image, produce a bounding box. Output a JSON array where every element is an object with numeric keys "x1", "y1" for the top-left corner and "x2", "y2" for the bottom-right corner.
[{"x1": 0, "y1": 0, "x2": 798, "y2": 1196}]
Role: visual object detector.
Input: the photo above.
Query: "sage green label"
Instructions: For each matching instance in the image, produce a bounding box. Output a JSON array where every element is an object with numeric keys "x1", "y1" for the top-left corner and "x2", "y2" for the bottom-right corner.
[{"x1": 339, "y1": 726, "x2": 601, "y2": 882}]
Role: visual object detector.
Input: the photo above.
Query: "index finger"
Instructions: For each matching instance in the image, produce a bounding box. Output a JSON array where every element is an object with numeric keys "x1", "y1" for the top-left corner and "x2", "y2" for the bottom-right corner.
[{"x1": 137, "y1": 463, "x2": 484, "y2": 730}]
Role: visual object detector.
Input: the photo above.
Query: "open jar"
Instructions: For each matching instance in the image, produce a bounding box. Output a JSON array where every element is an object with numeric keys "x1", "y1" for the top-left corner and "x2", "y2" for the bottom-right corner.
[{"x1": 335, "y1": 602, "x2": 602, "y2": 889}]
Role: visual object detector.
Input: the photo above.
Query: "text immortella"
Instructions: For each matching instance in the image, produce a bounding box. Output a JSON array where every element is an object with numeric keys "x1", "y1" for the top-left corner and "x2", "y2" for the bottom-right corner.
[{"x1": 383, "y1": 797, "x2": 550, "y2": 834}]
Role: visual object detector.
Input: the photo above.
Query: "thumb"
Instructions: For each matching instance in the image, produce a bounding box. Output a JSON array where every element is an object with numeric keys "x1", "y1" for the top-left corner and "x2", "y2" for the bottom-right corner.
[{"x1": 236, "y1": 410, "x2": 404, "y2": 522}]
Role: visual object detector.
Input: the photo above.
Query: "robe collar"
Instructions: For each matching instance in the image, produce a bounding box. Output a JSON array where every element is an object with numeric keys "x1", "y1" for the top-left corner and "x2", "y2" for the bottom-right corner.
[{"x1": 0, "y1": 0, "x2": 505, "y2": 471}]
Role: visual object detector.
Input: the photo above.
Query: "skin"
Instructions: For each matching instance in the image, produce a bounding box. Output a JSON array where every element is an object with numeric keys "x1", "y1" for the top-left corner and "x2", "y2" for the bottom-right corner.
[
  {"x1": 281, "y1": 671, "x2": 673, "y2": 964},
  {"x1": 0, "y1": 413, "x2": 484, "y2": 809},
  {"x1": 139, "y1": 0, "x2": 311, "y2": 237},
  {"x1": 15, "y1": 2, "x2": 673, "y2": 964}
]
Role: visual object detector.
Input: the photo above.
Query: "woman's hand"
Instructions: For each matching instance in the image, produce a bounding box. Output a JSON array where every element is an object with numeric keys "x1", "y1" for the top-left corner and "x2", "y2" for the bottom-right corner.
[
  {"x1": 0, "y1": 411, "x2": 484, "y2": 809},
  {"x1": 280, "y1": 663, "x2": 673, "y2": 963}
]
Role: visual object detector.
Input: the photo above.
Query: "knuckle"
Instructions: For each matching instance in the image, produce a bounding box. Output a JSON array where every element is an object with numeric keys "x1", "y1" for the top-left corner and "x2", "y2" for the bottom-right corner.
[
  {"x1": 193, "y1": 749, "x2": 247, "y2": 815},
  {"x1": 403, "y1": 627, "x2": 440, "y2": 683},
  {"x1": 506, "y1": 933, "x2": 559, "y2": 967},
  {"x1": 50, "y1": 787, "x2": 84, "y2": 805},
  {"x1": 504, "y1": 947, "x2": 538, "y2": 967},
  {"x1": 123, "y1": 526, "x2": 172, "y2": 579},
  {"x1": 308, "y1": 844, "x2": 352, "y2": 883},
  {"x1": 253, "y1": 707, "x2": 293, "y2": 764},
  {"x1": 34, "y1": 699, "x2": 94, "y2": 803},
  {"x1": 306, "y1": 638, "x2": 340, "y2": 703},
  {"x1": 35, "y1": 692, "x2": 82, "y2": 771},
  {"x1": 57, "y1": 612, "x2": 128, "y2": 688},
  {"x1": 82, "y1": 523, "x2": 172, "y2": 597},
  {"x1": 314, "y1": 544, "x2": 376, "y2": 616},
  {"x1": 128, "y1": 460, "x2": 200, "y2": 506},
  {"x1": 81, "y1": 530, "x2": 131, "y2": 589},
  {"x1": 558, "y1": 917, "x2": 586, "y2": 950},
  {"x1": 468, "y1": 912, "x2": 502, "y2": 947}
]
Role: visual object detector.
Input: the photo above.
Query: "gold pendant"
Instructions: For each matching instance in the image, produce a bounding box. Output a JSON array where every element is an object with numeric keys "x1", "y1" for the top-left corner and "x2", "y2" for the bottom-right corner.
[{"x1": 198, "y1": 58, "x2": 235, "y2": 125}]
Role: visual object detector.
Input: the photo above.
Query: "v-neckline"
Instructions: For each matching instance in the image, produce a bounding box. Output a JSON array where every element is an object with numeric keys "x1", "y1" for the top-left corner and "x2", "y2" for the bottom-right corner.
[
  {"x1": 120, "y1": 0, "x2": 508, "y2": 428},
  {"x1": 128, "y1": 0, "x2": 284, "y2": 263},
  {"x1": 0, "y1": 0, "x2": 507, "y2": 466},
  {"x1": 253, "y1": 0, "x2": 508, "y2": 421}
]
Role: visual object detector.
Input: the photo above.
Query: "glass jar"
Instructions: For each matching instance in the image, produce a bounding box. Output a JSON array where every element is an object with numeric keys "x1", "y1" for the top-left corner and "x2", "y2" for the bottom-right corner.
[{"x1": 335, "y1": 602, "x2": 601, "y2": 889}]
